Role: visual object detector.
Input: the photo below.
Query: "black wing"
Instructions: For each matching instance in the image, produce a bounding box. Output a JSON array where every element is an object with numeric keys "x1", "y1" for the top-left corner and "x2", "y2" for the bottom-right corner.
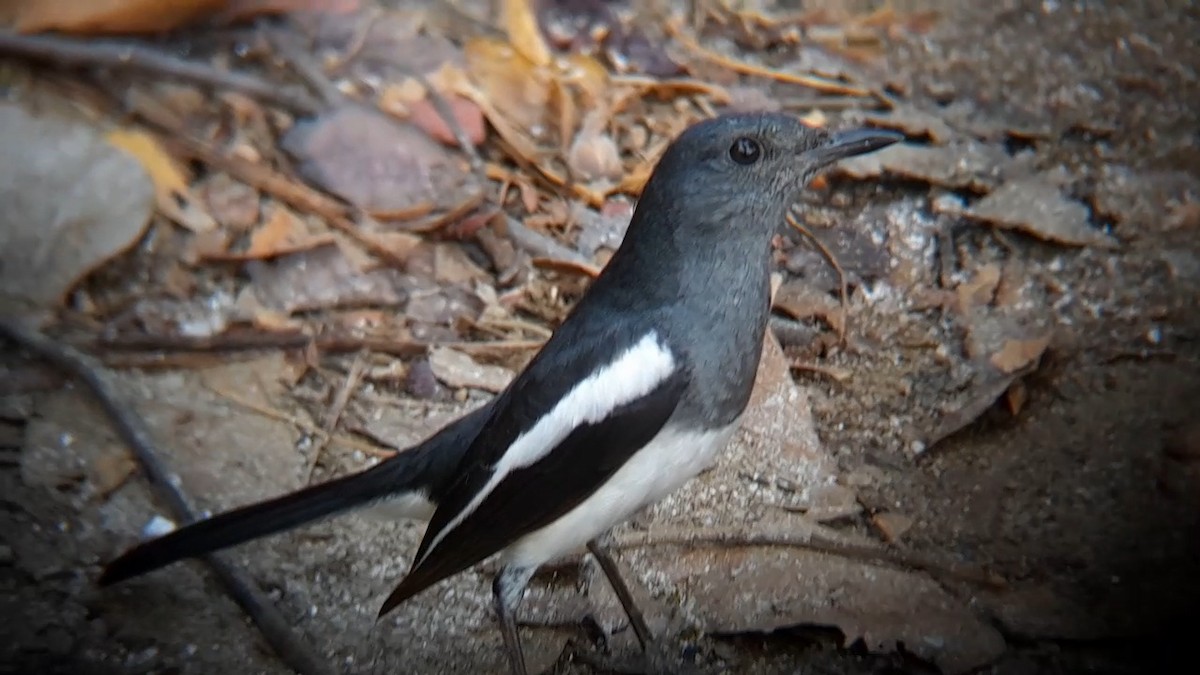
[{"x1": 378, "y1": 331, "x2": 686, "y2": 615}]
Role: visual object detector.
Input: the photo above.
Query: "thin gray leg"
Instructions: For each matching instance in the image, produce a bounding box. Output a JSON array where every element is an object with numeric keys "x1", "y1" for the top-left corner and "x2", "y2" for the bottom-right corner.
[
  {"x1": 587, "y1": 539, "x2": 653, "y2": 651},
  {"x1": 494, "y1": 565, "x2": 536, "y2": 675}
]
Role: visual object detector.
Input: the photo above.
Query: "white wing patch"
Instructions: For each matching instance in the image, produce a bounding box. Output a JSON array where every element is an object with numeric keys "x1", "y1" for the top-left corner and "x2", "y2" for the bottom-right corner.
[{"x1": 417, "y1": 331, "x2": 676, "y2": 564}]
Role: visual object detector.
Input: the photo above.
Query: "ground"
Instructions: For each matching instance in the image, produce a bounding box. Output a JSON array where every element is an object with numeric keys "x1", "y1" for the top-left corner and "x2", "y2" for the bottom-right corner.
[{"x1": 1, "y1": 1, "x2": 1198, "y2": 674}]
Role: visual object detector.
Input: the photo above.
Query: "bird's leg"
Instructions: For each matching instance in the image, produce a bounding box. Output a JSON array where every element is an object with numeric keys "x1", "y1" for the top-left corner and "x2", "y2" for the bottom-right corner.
[
  {"x1": 586, "y1": 539, "x2": 652, "y2": 651},
  {"x1": 494, "y1": 565, "x2": 536, "y2": 675}
]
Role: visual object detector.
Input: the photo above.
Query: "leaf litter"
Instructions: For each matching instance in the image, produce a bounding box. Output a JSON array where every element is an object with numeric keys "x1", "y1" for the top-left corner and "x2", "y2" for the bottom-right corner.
[{"x1": 1, "y1": 1, "x2": 1194, "y2": 674}]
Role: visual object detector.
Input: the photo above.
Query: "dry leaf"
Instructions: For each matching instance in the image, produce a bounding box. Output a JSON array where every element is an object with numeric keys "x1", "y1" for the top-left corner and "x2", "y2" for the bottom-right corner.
[
  {"x1": 990, "y1": 335, "x2": 1051, "y2": 374},
  {"x1": 966, "y1": 177, "x2": 1119, "y2": 248},
  {"x1": 243, "y1": 205, "x2": 316, "y2": 257},
  {"x1": 501, "y1": 0, "x2": 551, "y2": 67},
  {"x1": 834, "y1": 141, "x2": 1009, "y2": 192},
  {"x1": 567, "y1": 113, "x2": 622, "y2": 182},
  {"x1": 0, "y1": 102, "x2": 154, "y2": 314},
  {"x1": 13, "y1": 0, "x2": 228, "y2": 34},
  {"x1": 408, "y1": 95, "x2": 486, "y2": 147},
  {"x1": 871, "y1": 511, "x2": 915, "y2": 543},
  {"x1": 463, "y1": 38, "x2": 552, "y2": 132},
  {"x1": 955, "y1": 263, "x2": 1001, "y2": 312},
  {"x1": 107, "y1": 128, "x2": 216, "y2": 233},
  {"x1": 1004, "y1": 380, "x2": 1028, "y2": 415},
  {"x1": 282, "y1": 104, "x2": 478, "y2": 214}
]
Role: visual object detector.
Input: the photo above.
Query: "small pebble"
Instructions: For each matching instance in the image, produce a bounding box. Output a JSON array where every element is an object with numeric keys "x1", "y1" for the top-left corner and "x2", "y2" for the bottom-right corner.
[{"x1": 141, "y1": 515, "x2": 176, "y2": 539}]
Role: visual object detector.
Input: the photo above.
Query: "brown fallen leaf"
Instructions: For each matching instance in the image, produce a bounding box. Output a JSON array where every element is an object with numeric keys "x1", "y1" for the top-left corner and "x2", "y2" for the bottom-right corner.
[
  {"x1": 871, "y1": 511, "x2": 915, "y2": 543},
  {"x1": 567, "y1": 112, "x2": 623, "y2": 183},
  {"x1": 501, "y1": 0, "x2": 551, "y2": 67},
  {"x1": 462, "y1": 38, "x2": 553, "y2": 133},
  {"x1": 407, "y1": 95, "x2": 486, "y2": 147},
  {"x1": 990, "y1": 334, "x2": 1051, "y2": 374},
  {"x1": 955, "y1": 263, "x2": 1001, "y2": 312},
  {"x1": 966, "y1": 177, "x2": 1118, "y2": 248},
  {"x1": 282, "y1": 104, "x2": 478, "y2": 215},
  {"x1": 11, "y1": 0, "x2": 227, "y2": 34},
  {"x1": 1004, "y1": 380, "x2": 1029, "y2": 415},
  {"x1": 0, "y1": 101, "x2": 154, "y2": 315}
]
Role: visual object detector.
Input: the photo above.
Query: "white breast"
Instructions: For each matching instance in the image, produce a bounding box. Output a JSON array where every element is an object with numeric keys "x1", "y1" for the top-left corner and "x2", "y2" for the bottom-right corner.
[{"x1": 503, "y1": 420, "x2": 738, "y2": 568}]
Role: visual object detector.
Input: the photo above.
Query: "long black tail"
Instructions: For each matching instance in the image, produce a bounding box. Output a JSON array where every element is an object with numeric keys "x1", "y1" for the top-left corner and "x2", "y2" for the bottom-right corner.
[{"x1": 99, "y1": 403, "x2": 493, "y2": 586}]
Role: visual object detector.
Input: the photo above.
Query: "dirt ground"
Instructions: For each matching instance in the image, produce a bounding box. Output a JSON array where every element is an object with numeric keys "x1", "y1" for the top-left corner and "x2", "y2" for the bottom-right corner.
[{"x1": 2, "y1": 1, "x2": 1199, "y2": 674}]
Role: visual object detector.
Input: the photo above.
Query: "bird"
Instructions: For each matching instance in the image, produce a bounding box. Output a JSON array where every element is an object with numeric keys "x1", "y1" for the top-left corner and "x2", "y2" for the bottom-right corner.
[{"x1": 100, "y1": 112, "x2": 901, "y2": 674}]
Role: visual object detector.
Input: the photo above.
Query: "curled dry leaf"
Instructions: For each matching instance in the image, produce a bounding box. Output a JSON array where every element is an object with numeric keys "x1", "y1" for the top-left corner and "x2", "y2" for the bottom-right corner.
[
  {"x1": 0, "y1": 102, "x2": 154, "y2": 315},
  {"x1": 567, "y1": 119, "x2": 623, "y2": 183}
]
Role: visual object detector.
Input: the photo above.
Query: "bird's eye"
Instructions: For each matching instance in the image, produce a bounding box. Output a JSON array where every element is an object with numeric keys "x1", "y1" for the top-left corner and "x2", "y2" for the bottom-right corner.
[{"x1": 729, "y1": 137, "x2": 761, "y2": 165}]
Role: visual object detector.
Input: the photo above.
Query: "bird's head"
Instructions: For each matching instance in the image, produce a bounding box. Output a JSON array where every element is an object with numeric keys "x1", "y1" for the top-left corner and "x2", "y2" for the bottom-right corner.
[{"x1": 632, "y1": 112, "x2": 902, "y2": 246}]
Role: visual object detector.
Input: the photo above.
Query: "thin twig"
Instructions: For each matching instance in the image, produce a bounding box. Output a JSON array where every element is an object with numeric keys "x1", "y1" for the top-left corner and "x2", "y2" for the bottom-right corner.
[
  {"x1": 0, "y1": 318, "x2": 335, "y2": 675},
  {"x1": 0, "y1": 32, "x2": 318, "y2": 114},
  {"x1": 266, "y1": 27, "x2": 345, "y2": 107},
  {"x1": 408, "y1": 70, "x2": 486, "y2": 177},
  {"x1": 666, "y1": 19, "x2": 871, "y2": 97},
  {"x1": 502, "y1": 216, "x2": 593, "y2": 268},
  {"x1": 787, "y1": 210, "x2": 849, "y2": 343},
  {"x1": 304, "y1": 351, "x2": 370, "y2": 483},
  {"x1": 614, "y1": 526, "x2": 1006, "y2": 590},
  {"x1": 93, "y1": 331, "x2": 542, "y2": 357},
  {"x1": 125, "y1": 90, "x2": 412, "y2": 269},
  {"x1": 200, "y1": 377, "x2": 394, "y2": 459}
]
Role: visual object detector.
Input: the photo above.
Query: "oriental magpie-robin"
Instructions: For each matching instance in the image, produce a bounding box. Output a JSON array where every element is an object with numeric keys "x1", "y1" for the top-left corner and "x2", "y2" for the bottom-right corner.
[{"x1": 100, "y1": 113, "x2": 900, "y2": 674}]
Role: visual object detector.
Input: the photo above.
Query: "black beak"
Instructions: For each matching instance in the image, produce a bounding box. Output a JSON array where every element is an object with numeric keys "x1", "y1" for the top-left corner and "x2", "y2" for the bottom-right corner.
[{"x1": 810, "y1": 128, "x2": 904, "y2": 165}]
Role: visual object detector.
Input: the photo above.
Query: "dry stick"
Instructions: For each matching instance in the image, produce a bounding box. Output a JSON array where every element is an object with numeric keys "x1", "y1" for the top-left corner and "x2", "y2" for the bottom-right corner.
[
  {"x1": 200, "y1": 376, "x2": 393, "y2": 459},
  {"x1": 786, "y1": 210, "x2": 850, "y2": 344},
  {"x1": 95, "y1": 331, "x2": 542, "y2": 357},
  {"x1": 124, "y1": 90, "x2": 416, "y2": 268},
  {"x1": 615, "y1": 526, "x2": 1006, "y2": 590},
  {"x1": 0, "y1": 32, "x2": 318, "y2": 114},
  {"x1": 0, "y1": 319, "x2": 336, "y2": 675},
  {"x1": 303, "y1": 352, "x2": 370, "y2": 483},
  {"x1": 665, "y1": 19, "x2": 871, "y2": 97}
]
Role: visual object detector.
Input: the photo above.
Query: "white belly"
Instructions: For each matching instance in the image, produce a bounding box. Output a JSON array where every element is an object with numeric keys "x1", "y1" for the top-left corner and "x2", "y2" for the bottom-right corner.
[{"x1": 503, "y1": 421, "x2": 738, "y2": 567}]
